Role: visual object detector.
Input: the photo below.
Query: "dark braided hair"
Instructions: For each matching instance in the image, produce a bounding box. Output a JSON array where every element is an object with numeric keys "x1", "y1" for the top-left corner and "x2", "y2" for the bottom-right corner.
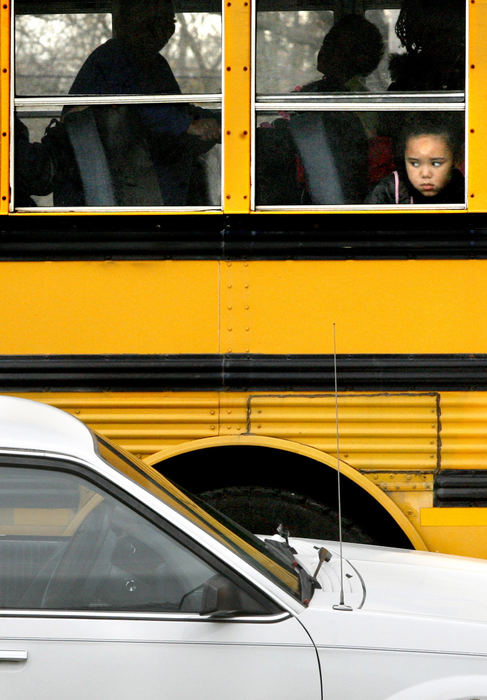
[{"x1": 395, "y1": 0, "x2": 465, "y2": 57}]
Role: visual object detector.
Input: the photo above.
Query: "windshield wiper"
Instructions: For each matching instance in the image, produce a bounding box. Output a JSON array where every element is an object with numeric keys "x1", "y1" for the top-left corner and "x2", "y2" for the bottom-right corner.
[{"x1": 264, "y1": 535, "x2": 316, "y2": 605}]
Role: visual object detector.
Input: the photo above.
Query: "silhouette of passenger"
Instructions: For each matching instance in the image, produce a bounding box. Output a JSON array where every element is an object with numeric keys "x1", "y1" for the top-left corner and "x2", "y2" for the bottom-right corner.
[
  {"x1": 14, "y1": 115, "x2": 72, "y2": 207},
  {"x1": 256, "y1": 15, "x2": 383, "y2": 206},
  {"x1": 301, "y1": 14, "x2": 384, "y2": 93},
  {"x1": 56, "y1": 0, "x2": 220, "y2": 206},
  {"x1": 389, "y1": 0, "x2": 465, "y2": 91}
]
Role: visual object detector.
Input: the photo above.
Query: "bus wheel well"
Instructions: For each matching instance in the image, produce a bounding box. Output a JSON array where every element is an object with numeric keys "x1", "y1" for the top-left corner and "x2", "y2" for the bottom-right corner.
[
  {"x1": 153, "y1": 444, "x2": 413, "y2": 548},
  {"x1": 200, "y1": 486, "x2": 375, "y2": 544}
]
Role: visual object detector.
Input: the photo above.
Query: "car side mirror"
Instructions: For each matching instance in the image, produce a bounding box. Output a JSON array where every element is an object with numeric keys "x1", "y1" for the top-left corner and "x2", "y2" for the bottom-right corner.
[{"x1": 200, "y1": 574, "x2": 242, "y2": 618}]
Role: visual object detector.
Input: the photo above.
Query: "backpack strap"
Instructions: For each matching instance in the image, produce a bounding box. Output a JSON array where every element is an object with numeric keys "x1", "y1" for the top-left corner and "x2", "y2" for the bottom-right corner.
[
  {"x1": 394, "y1": 169, "x2": 414, "y2": 204},
  {"x1": 393, "y1": 170, "x2": 399, "y2": 204}
]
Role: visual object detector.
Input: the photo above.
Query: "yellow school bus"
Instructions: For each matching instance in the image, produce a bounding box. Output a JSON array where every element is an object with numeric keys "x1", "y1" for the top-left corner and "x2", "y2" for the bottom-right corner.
[{"x1": 2, "y1": 0, "x2": 486, "y2": 556}]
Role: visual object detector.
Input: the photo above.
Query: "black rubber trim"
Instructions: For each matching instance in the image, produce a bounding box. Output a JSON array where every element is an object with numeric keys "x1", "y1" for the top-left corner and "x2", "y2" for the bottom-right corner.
[
  {"x1": 1, "y1": 353, "x2": 487, "y2": 391},
  {"x1": 434, "y1": 470, "x2": 487, "y2": 507},
  {"x1": 2, "y1": 213, "x2": 487, "y2": 261},
  {"x1": 15, "y1": 0, "x2": 221, "y2": 14}
]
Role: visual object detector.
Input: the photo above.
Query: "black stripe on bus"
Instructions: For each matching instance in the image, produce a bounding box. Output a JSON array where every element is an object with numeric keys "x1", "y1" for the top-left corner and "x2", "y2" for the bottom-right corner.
[
  {"x1": 0, "y1": 354, "x2": 486, "y2": 391},
  {"x1": 2, "y1": 213, "x2": 487, "y2": 261},
  {"x1": 435, "y1": 470, "x2": 487, "y2": 507}
]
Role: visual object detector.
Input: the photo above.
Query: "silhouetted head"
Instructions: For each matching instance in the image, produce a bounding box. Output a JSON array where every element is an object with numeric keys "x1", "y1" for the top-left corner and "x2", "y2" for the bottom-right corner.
[
  {"x1": 395, "y1": 0, "x2": 465, "y2": 62},
  {"x1": 114, "y1": 0, "x2": 176, "y2": 55},
  {"x1": 317, "y1": 14, "x2": 384, "y2": 83}
]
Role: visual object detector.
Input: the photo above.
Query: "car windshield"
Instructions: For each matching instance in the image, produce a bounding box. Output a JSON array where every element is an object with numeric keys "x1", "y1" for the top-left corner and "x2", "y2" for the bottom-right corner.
[{"x1": 95, "y1": 435, "x2": 302, "y2": 602}]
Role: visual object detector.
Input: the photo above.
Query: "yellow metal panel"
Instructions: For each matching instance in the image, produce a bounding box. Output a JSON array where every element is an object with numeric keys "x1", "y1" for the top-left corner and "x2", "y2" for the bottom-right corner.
[
  {"x1": 7, "y1": 259, "x2": 487, "y2": 356},
  {"x1": 233, "y1": 260, "x2": 487, "y2": 353},
  {"x1": 19, "y1": 391, "x2": 439, "y2": 473},
  {"x1": 16, "y1": 389, "x2": 487, "y2": 478},
  {"x1": 223, "y1": 0, "x2": 251, "y2": 213},
  {"x1": 467, "y1": 0, "x2": 487, "y2": 212},
  {"x1": 419, "y1": 508, "x2": 487, "y2": 558},
  {"x1": 0, "y1": 0, "x2": 9, "y2": 213},
  {"x1": 248, "y1": 393, "x2": 439, "y2": 472},
  {"x1": 437, "y1": 392, "x2": 487, "y2": 469},
  {"x1": 366, "y1": 472, "x2": 432, "y2": 494},
  {"x1": 0, "y1": 261, "x2": 219, "y2": 354},
  {"x1": 421, "y1": 507, "x2": 487, "y2": 527},
  {"x1": 219, "y1": 260, "x2": 252, "y2": 353},
  {"x1": 18, "y1": 392, "x2": 221, "y2": 458}
]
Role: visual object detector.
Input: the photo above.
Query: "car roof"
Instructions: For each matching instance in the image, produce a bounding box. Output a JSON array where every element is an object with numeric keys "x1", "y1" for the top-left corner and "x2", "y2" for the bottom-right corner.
[{"x1": 0, "y1": 395, "x2": 97, "y2": 462}]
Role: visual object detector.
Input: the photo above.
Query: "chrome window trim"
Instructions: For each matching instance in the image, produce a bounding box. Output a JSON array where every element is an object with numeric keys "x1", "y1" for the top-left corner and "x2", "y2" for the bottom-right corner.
[
  {"x1": 250, "y1": 0, "x2": 257, "y2": 210},
  {"x1": 255, "y1": 102, "x2": 465, "y2": 112},
  {"x1": 316, "y1": 644, "x2": 487, "y2": 659},
  {"x1": 14, "y1": 206, "x2": 222, "y2": 212},
  {"x1": 256, "y1": 92, "x2": 465, "y2": 105},
  {"x1": 14, "y1": 95, "x2": 223, "y2": 107},
  {"x1": 256, "y1": 203, "x2": 467, "y2": 211},
  {"x1": 9, "y1": 0, "x2": 15, "y2": 212},
  {"x1": 0, "y1": 610, "x2": 291, "y2": 623}
]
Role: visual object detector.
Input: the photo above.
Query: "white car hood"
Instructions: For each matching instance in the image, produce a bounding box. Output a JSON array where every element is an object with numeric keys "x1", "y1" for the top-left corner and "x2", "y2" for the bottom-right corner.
[{"x1": 291, "y1": 538, "x2": 487, "y2": 656}]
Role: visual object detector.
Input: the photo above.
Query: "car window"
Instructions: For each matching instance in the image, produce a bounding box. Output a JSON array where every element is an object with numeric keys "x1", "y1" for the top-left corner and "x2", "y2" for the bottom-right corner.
[
  {"x1": 96, "y1": 435, "x2": 302, "y2": 599},
  {"x1": 0, "y1": 464, "x2": 267, "y2": 613}
]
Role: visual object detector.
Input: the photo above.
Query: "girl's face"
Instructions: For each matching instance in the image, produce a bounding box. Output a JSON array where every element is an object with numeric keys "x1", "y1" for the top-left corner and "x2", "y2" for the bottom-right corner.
[{"x1": 404, "y1": 133, "x2": 454, "y2": 197}]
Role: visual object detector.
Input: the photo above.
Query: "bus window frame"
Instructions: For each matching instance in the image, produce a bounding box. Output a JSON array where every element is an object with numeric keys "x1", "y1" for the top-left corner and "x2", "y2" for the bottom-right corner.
[
  {"x1": 251, "y1": 0, "x2": 468, "y2": 213},
  {"x1": 10, "y1": 0, "x2": 224, "y2": 213}
]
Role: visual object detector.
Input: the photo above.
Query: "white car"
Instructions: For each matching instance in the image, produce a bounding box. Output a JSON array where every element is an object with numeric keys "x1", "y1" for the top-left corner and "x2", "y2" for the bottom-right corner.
[{"x1": 1, "y1": 396, "x2": 487, "y2": 700}]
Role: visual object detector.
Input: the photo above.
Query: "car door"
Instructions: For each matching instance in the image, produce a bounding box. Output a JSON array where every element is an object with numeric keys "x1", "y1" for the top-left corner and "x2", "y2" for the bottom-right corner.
[{"x1": 0, "y1": 457, "x2": 321, "y2": 700}]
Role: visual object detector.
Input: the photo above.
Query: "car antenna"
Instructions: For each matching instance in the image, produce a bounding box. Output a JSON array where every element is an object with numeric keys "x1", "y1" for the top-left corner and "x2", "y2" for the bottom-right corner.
[{"x1": 331, "y1": 323, "x2": 353, "y2": 612}]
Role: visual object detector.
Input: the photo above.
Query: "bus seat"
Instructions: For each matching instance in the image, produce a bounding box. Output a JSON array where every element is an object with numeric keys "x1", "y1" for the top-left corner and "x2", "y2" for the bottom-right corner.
[
  {"x1": 92, "y1": 105, "x2": 164, "y2": 206},
  {"x1": 64, "y1": 106, "x2": 164, "y2": 207},
  {"x1": 63, "y1": 107, "x2": 116, "y2": 207},
  {"x1": 288, "y1": 112, "x2": 344, "y2": 205}
]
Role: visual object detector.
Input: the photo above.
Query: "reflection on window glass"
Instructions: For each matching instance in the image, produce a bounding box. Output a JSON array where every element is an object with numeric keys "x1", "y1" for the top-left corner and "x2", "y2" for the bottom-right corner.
[
  {"x1": 15, "y1": 107, "x2": 221, "y2": 208},
  {"x1": 364, "y1": 10, "x2": 402, "y2": 92},
  {"x1": 256, "y1": 111, "x2": 464, "y2": 207},
  {"x1": 164, "y1": 12, "x2": 222, "y2": 94},
  {"x1": 256, "y1": 11, "x2": 334, "y2": 95},
  {"x1": 15, "y1": 14, "x2": 113, "y2": 97},
  {"x1": 0, "y1": 466, "x2": 220, "y2": 612},
  {"x1": 257, "y1": 1, "x2": 465, "y2": 95},
  {"x1": 15, "y1": 9, "x2": 221, "y2": 97},
  {"x1": 257, "y1": 8, "x2": 386, "y2": 95}
]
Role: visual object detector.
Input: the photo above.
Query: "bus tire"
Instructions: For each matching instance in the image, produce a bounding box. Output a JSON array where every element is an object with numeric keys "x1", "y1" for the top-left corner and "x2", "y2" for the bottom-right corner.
[{"x1": 200, "y1": 486, "x2": 374, "y2": 543}]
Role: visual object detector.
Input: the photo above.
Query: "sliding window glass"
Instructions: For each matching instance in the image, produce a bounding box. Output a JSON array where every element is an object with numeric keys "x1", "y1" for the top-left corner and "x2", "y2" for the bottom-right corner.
[{"x1": 13, "y1": 0, "x2": 222, "y2": 210}]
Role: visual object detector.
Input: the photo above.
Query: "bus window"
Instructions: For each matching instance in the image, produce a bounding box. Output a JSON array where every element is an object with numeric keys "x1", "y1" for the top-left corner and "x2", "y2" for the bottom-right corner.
[
  {"x1": 253, "y1": 0, "x2": 466, "y2": 210},
  {"x1": 256, "y1": 110, "x2": 465, "y2": 207},
  {"x1": 13, "y1": 0, "x2": 222, "y2": 211}
]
